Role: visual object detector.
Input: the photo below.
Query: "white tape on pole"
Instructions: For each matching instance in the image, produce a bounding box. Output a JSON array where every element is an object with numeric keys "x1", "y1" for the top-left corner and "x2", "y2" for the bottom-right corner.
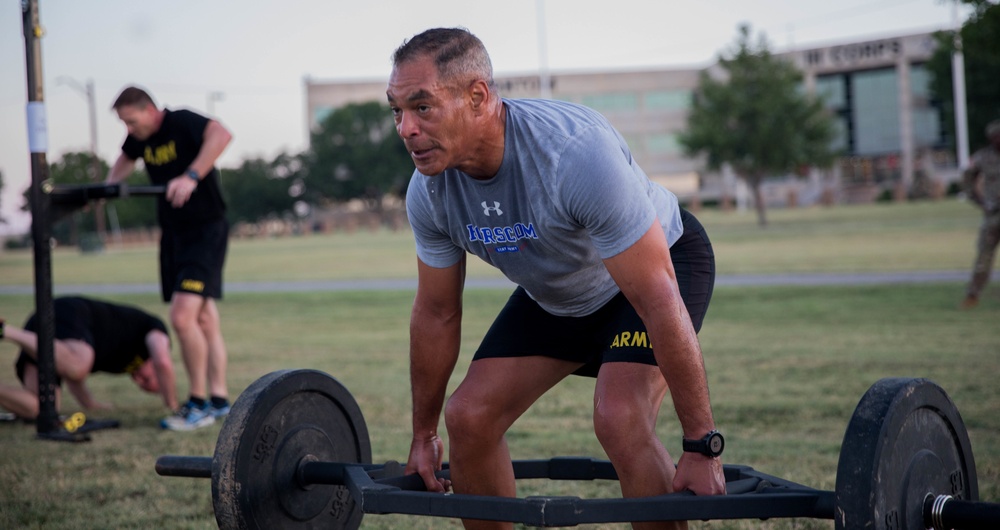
[{"x1": 26, "y1": 101, "x2": 49, "y2": 153}]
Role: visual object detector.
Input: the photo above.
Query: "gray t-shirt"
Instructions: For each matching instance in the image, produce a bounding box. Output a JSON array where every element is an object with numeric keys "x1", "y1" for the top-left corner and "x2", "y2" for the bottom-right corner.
[{"x1": 406, "y1": 98, "x2": 683, "y2": 316}]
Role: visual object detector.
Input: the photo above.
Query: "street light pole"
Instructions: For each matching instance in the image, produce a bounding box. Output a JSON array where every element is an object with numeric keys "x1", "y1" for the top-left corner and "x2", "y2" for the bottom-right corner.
[
  {"x1": 536, "y1": 0, "x2": 551, "y2": 100},
  {"x1": 57, "y1": 76, "x2": 105, "y2": 238},
  {"x1": 207, "y1": 90, "x2": 224, "y2": 117},
  {"x1": 951, "y1": 2, "x2": 970, "y2": 169}
]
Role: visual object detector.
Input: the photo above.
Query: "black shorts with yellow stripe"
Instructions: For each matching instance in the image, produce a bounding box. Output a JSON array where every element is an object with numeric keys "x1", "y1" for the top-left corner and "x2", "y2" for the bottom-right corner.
[
  {"x1": 474, "y1": 208, "x2": 714, "y2": 378},
  {"x1": 159, "y1": 218, "x2": 229, "y2": 302}
]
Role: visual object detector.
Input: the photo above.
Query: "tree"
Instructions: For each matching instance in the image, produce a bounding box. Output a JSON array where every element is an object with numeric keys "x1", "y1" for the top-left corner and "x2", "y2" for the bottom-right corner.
[
  {"x1": 302, "y1": 101, "x2": 413, "y2": 212},
  {"x1": 927, "y1": 0, "x2": 1000, "y2": 153},
  {"x1": 220, "y1": 153, "x2": 299, "y2": 225},
  {"x1": 680, "y1": 25, "x2": 836, "y2": 226}
]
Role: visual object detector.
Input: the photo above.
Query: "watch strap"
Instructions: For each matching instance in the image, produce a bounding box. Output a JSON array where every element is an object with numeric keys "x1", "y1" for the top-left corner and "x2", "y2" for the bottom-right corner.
[{"x1": 682, "y1": 429, "x2": 724, "y2": 457}]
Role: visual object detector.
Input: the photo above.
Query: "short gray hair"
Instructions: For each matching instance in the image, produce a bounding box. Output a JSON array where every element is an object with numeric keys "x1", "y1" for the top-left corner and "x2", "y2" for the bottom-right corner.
[{"x1": 392, "y1": 27, "x2": 496, "y2": 94}]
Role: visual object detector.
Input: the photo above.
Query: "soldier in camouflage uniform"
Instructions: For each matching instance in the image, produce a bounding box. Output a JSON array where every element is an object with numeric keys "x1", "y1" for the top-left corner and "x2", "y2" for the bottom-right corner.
[{"x1": 961, "y1": 120, "x2": 1000, "y2": 309}]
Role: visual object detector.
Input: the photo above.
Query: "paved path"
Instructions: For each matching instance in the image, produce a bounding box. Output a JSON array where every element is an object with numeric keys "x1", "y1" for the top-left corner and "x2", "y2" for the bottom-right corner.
[{"x1": 0, "y1": 270, "x2": 975, "y2": 296}]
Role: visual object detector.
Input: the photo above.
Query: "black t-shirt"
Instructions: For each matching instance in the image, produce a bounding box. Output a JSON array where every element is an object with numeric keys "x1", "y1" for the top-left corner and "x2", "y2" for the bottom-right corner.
[
  {"x1": 121, "y1": 108, "x2": 226, "y2": 227},
  {"x1": 17, "y1": 297, "x2": 170, "y2": 384}
]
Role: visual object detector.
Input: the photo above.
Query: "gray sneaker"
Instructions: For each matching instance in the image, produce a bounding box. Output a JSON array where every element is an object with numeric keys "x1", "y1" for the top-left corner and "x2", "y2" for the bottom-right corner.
[{"x1": 161, "y1": 401, "x2": 215, "y2": 431}]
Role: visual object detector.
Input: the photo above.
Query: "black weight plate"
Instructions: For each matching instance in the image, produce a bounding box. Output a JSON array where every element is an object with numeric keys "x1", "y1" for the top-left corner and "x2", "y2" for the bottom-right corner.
[
  {"x1": 835, "y1": 378, "x2": 978, "y2": 530},
  {"x1": 212, "y1": 369, "x2": 372, "y2": 530}
]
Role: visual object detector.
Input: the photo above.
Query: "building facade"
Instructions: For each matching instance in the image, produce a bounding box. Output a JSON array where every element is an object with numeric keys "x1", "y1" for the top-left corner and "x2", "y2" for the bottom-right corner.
[
  {"x1": 783, "y1": 31, "x2": 950, "y2": 201},
  {"x1": 304, "y1": 30, "x2": 950, "y2": 206}
]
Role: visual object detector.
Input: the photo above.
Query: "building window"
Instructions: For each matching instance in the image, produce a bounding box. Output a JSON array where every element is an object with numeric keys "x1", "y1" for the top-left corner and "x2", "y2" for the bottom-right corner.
[
  {"x1": 313, "y1": 107, "x2": 334, "y2": 128},
  {"x1": 852, "y1": 67, "x2": 900, "y2": 155},
  {"x1": 647, "y1": 133, "x2": 682, "y2": 155},
  {"x1": 644, "y1": 90, "x2": 691, "y2": 111},
  {"x1": 817, "y1": 74, "x2": 851, "y2": 154},
  {"x1": 580, "y1": 92, "x2": 638, "y2": 113},
  {"x1": 909, "y1": 63, "x2": 945, "y2": 148},
  {"x1": 816, "y1": 75, "x2": 846, "y2": 108}
]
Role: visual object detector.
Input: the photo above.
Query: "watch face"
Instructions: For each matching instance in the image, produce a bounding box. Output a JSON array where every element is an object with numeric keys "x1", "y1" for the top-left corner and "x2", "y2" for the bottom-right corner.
[{"x1": 708, "y1": 433, "x2": 724, "y2": 454}]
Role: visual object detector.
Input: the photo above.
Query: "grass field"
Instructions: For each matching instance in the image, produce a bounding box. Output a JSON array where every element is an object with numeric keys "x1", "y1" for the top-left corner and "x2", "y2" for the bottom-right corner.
[{"x1": 0, "y1": 200, "x2": 997, "y2": 529}]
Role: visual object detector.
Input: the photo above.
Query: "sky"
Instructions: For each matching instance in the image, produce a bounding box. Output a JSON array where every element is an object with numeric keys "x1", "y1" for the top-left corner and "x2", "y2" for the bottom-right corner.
[{"x1": 0, "y1": 0, "x2": 970, "y2": 236}]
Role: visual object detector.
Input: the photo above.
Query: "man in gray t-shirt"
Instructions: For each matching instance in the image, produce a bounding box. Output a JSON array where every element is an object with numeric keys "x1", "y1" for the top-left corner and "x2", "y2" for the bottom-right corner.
[
  {"x1": 390, "y1": 28, "x2": 725, "y2": 528},
  {"x1": 408, "y1": 97, "x2": 684, "y2": 316}
]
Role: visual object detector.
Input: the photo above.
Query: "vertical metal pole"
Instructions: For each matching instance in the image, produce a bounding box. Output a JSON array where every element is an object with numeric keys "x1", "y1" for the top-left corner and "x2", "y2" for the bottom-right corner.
[
  {"x1": 536, "y1": 0, "x2": 551, "y2": 100},
  {"x1": 21, "y1": 0, "x2": 60, "y2": 436},
  {"x1": 86, "y1": 79, "x2": 107, "y2": 239},
  {"x1": 207, "y1": 90, "x2": 224, "y2": 117},
  {"x1": 896, "y1": 57, "x2": 914, "y2": 200},
  {"x1": 952, "y1": 2, "x2": 970, "y2": 169}
]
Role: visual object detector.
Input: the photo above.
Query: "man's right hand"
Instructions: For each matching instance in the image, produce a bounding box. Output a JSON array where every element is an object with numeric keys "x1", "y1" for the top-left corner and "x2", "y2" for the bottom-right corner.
[
  {"x1": 404, "y1": 434, "x2": 451, "y2": 493},
  {"x1": 672, "y1": 452, "x2": 727, "y2": 497}
]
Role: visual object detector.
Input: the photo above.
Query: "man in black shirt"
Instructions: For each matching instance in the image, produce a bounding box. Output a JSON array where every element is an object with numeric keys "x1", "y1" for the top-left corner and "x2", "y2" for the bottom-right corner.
[
  {"x1": 0, "y1": 297, "x2": 178, "y2": 420},
  {"x1": 107, "y1": 86, "x2": 233, "y2": 431}
]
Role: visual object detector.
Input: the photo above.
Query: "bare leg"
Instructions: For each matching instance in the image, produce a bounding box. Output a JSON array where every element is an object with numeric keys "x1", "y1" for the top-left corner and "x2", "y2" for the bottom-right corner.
[
  {"x1": 0, "y1": 383, "x2": 43, "y2": 418},
  {"x1": 198, "y1": 299, "x2": 228, "y2": 399},
  {"x1": 170, "y1": 293, "x2": 210, "y2": 400},
  {"x1": 445, "y1": 356, "x2": 581, "y2": 530},
  {"x1": 0, "y1": 363, "x2": 61, "y2": 419},
  {"x1": 595, "y1": 363, "x2": 687, "y2": 530},
  {"x1": 3, "y1": 325, "x2": 95, "y2": 381}
]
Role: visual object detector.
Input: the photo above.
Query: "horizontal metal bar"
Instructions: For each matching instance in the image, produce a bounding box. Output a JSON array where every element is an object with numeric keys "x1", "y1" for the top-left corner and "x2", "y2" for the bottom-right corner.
[
  {"x1": 155, "y1": 455, "x2": 211, "y2": 478},
  {"x1": 510, "y1": 457, "x2": 618, "y2": 480},
  {"x1": 925, "y1": 495, "x2": 1000, "y2": 530},
  {"x1": 336, "y1": 459, "x2": 835, "y2": 526},
  {"x1": 47, "y1": 183, "x2": 165, "y2": 205},
  {"x1": 156, "y1": 454, "x2": 837, "y2": 525},
  {"x1": 355, "y1": 486, "x2": 834, "y2": 525}
]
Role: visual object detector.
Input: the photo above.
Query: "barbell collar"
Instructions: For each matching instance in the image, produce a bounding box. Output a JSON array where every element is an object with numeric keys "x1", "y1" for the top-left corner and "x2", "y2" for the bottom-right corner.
[{"x1": 924, "y1": 494, "x2": 1000, "y2": 530}]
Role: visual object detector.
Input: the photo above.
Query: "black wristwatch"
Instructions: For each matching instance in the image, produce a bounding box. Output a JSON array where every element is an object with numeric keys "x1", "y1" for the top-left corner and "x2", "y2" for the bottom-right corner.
[{"x1": 682, "y1": 430, "x2": 725, "y2": 457}]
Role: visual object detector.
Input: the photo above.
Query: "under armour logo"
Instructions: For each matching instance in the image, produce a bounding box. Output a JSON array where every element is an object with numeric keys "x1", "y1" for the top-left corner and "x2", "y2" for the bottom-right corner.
[{"x1": 481, "y1": 201, "x2": 503, "y2": 216}]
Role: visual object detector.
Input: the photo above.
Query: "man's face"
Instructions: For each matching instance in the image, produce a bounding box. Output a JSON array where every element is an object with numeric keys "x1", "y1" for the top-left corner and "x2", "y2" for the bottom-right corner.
[
  {"x1": 116, "y1": 103, "x2": 159, "y2": 141},
  {"x1": 130, "y1": 360, "x2": 160, "y2": 393},
  {"x1": 387, "y1": 55, "x2": 473, "y2": 176}
]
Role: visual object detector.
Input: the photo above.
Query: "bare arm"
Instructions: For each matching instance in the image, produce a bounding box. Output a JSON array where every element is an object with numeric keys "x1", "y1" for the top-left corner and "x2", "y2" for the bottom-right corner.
[
  {"x1": 146, "y1": 329, "x2": 179, "y2": 410},
  {"x1": 65, "y1": 379, "x2": 110, "y2": 411},
  {"x1": 165, "y1": 119, "x2": 234, "y2": 208},
  {"x1": 603, "y1": 220, "x2": 725, "y2": 495},
  {"x1": 189, "y1": 120, "x2": 233, "y2": 178},
  {"x1": 406, "y1": 255, "x2": 466, "y2": 492},
  {"x1": 106, "y1": 153, "x2": 137, "y2": 184}
]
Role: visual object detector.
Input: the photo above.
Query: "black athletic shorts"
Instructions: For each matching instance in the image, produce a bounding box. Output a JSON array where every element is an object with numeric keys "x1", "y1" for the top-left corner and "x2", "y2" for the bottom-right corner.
[
  {"x1": 474, "y1": 208, "x2": 715, "y2": 378},
  {"x1": 160, "y1": 219, "x2": 229, "y2": 302},
  {"x1": 15, "y1": 298, "x2": 94, "y2": 386}
]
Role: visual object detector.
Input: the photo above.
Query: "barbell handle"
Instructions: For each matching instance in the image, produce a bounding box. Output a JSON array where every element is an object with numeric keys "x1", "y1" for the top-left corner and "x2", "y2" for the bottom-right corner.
[
  {"x1": 156, "y1": 455, "x2": 212, "y2": 479},
  {"x1": 47, "y1": 182, "x2": 166, "y2": 205},
  {"x1": 924, "y1": 494, "x2": 1000, "y2": 530}
]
